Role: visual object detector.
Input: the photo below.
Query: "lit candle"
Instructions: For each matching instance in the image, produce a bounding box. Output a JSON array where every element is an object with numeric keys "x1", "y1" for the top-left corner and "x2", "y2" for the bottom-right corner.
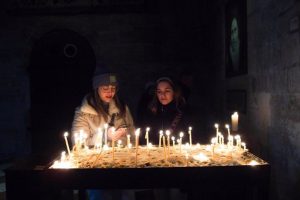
[
  {"x1": 104, "y1": 123, "x2": 108, "y2": 146},
  {"x1": 179, "y1": 132, "x2": 184, "y2": 153},
  {"x1": 79, "y1": 129, "x2": 84, "y2": 148},
  {"x1": 225, "y1": 124, "x2": 231, "y2": 137},
  {"x1": 171, "y1": 136, "x2": 175, "y2": 147},
  {"x1": 220, "y1": 134, "x2": 224, "y2": 145},
  {"x1": 135, "y1": 128, "x2": 140, "y2": 166},
  {"x1": 235, "y1": 135, "x2": 241, "y2": 148},
  {"x1": 63, "y1": 132, "x2": 71, "y2": 156},
  {"x1": 111, "y1": 127, "x2": 116, "y2": 162},
  {"x1": 231, "y1": 112, "x2": 239, "y2": 132},
  {"x1": 188, "y1": 126, "x2": 192, "y2": 146},
  {"x1": 241, "y1": 142, "x2": 247, "y2": 151},
  {"x1": 159, "y1": 130, "x2": 163, "y2": 147},
  {"x1": 61, "y1": 151, "x2": 66, "y2": 162},
  {"x1": 145, "y1": 127, "x2": 150, "y2": 146},
  {"x1": 117, "y1": 140, "x2": 122, "y2": 148},
  {"x1": 163, "y1": 135, "x2": 167, "y2": 161},
  {"x1": 214, "y1": 123, "x2": 219, "y2": 138},
  {"x1": 211, "y1": 137, "x2": 217, "y2": 156},
  {"x1": 166, "y1": 130, "x2": 170, "y2": 155},
  {"x1": 97, "y1": 128, "x2": 103, "y2": 149},
  {"x1": 82, "y1": 132, "x2": 88, "y2": 149},
  {"x1": 228, "y1": 135, "x2": 234, "y2": 148},
  {"x1": 127, "y1": 134, "x2": 131, "y2": 148}
]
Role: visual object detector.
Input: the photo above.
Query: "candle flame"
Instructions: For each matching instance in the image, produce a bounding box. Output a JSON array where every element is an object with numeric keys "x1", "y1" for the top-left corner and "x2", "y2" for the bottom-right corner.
[
  {"x1": 166, "y1": 130, "x2": 170, "y2": 136},
  {"x1": 64, "y1": 132, "x2": 68, "y2": 137}
]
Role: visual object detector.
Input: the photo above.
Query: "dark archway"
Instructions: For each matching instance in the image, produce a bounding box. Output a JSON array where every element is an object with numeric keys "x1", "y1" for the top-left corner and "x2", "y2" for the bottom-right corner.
[{"x1": 28, "y1": 29, "x2": 96, "y2": 157}]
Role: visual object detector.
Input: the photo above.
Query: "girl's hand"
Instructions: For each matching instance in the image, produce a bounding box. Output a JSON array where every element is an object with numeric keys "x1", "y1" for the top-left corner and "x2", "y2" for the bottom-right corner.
[{"x1": 108, "y1": 127, "x2": 127, "y2": 141}]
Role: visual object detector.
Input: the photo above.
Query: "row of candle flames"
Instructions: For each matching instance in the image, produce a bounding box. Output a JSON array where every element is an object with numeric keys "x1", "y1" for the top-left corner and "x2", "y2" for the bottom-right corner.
[{"x1": 54, "y1": 121, "x2": 257, "y2": 168}]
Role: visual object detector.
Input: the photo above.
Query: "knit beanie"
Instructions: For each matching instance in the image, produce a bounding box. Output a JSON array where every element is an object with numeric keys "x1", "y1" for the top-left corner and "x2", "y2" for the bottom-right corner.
[{"x1": 92, "y1": 64, "x2": 118, "y2": 89}]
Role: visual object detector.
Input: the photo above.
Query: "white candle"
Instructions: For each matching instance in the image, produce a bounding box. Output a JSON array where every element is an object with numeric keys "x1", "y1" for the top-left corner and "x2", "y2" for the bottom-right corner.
[
  {"x1": 159, "y1": 130, "x2": 163, "y2": 147},
  {"x1": 225, "y1": 124, "x2": 231, "y2": 137},
  {"x1": 228, "y1": 135, "x2": 234, "y2": 148},
  {"x1": 163, "y1": 135, "x2": 167, "y2": 161},
  {"x1": 135, "y1": 128, "x2": 140, "y2": 165},
  {"x1": 61, "y1": 151, "x2": 66, "y2": 162},
  {"x1": 145, "y1": 127, "x2": 150, "y2": 146},
  {"x1": 63, "y1": 132, "x2": 71, "y2": 156},
  {"x1": 117, "y1": 140, "x2": 122, "y2": 148},
  {"x1": 241, "y1": 142, "x2": 247, "y2": 151},
  {"x1": 231, "y1": 112, "x2": 239, "y2": 132},
  {"x1": 171, "y1": 136, "x2": 175, "y2": 147},
  {"x1": 111, "y1": 127, "x2": 116, "y2": 161},
  {"x1": 79, "y1": 129, "x2": 84, "y2": 147},
  {"x1": 104, "y1": 123, "x2": 108, "y2": 145},
  {"x1": 211, "y1": 137, "x2": 217, "y2": 156},
  {"x1": 179, "y1": 132, "x2": 184, "y2": 153},
  {"x1": 188, "y1": 126, "x2": 192, "y2": 146},
  {"x1": 135, "y1": 128, "x2": 140, "y2": 147},
  {"x1": 214, "y1": 123, "x2": 219, "y2": 138},
  {"x1": 165, "y1": 130, "x2": 170, "y2": 154},
  {"x1": 235, "y1": 135, "x2": 241, "y2": 148},
  {"x1": 97, "y1": 128, "x2": 103, "y2": 148},
  {"x1": 127, "y1": 134, "x2": 131, "y2": 148}
]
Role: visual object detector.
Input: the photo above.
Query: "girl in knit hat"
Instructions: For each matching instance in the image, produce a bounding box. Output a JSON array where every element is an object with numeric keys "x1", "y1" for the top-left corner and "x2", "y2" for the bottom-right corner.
[{"x1": 71, "y1": 64, "x2": 135, "y2": 148}]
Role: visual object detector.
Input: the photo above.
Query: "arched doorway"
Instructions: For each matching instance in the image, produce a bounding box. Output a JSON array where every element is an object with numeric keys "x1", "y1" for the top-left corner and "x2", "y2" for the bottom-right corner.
[{"x1": 28, "y1": 29, "x2": 96, "y2": 157}]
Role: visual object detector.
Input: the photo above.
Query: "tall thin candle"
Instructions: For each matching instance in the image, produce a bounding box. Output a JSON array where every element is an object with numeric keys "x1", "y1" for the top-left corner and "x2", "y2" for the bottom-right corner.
[
  {"x1": 104, "y1": 123, "x2": 108, "y2": 145},
  {"x1": 63, "y1": 132, "x2": 71, "y2": 156},
  {"x1": 188, "y1": 126, "x2": 192, "y2": 146}
]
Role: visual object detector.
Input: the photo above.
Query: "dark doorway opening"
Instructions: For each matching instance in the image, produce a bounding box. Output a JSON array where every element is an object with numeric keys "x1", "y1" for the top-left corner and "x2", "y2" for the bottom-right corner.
[{"x1": 28, "y1": 29, "x2": 96, "y2": 157}]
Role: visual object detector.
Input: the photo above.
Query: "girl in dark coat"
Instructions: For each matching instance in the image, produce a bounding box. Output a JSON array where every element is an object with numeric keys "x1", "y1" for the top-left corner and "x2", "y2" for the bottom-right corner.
[{"x1": 141, "y1": 77, "x2": 189, "y2": 144}]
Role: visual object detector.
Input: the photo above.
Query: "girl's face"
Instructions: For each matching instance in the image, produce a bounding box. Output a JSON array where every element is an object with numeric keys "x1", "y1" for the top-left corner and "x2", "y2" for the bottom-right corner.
[
  {"x1": 98, "y1": 85, "x2": 116, "y2": 103},
  {"x1": 156, "y1": 81, "x2": 174, "y2": 105}
]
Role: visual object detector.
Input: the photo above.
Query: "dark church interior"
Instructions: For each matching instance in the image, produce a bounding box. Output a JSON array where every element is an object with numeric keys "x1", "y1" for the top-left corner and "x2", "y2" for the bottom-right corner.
[{"x1": 0, "y1": 0, "x2": 300, "y2": 200}]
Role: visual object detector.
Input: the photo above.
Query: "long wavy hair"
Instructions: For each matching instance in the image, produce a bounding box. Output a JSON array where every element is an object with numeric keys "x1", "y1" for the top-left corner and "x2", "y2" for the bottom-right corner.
[
  {"x1": 86, "y1": 88, "x2": 126, "y2": 121},
  {"x1": 148, "y1": 77, "x2": 186, "y2": 115}
]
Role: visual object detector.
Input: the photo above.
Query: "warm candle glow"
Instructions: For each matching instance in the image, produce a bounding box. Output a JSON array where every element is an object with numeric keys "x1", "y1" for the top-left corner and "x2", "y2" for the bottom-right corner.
[
  {"x1": 104, "y1": 123, "x2": 108, "y2": 145},
  {"x1": 249, "y1": 160, "x2": 259, "y2": 166},
  {"x1": 63, "y1": 132, "x2": 71, "y2": 156},
  {"x1": 159, "y1": 130, "x2": 163, "y2": 147},
  {"x1": 188, "y1": 126, "x2": 192, "y2": 146},
  {"x1": 225, "y1": 124, "x2": 231, "y2": 137},
  {"x1": 231, "y1": 112, "x2": 239, "y2": 132}
]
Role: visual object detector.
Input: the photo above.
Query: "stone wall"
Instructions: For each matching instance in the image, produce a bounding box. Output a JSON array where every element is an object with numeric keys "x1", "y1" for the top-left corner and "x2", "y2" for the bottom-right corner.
[
  {"x1": 220, "y1": 0, "x2": 300, "y2": 199},
  {"x1": 0, "y1": 1, "x2": 218, "y2": 159}
]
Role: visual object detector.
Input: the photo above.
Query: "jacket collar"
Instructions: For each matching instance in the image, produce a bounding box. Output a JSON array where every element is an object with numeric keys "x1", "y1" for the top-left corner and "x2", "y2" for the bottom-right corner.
[{"x1": 80, "y1": 96, "x2": 119, "y2": 115}]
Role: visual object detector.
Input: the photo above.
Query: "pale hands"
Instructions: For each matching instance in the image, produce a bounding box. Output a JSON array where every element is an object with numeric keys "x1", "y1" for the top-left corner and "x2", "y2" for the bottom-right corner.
[{"x1": 108, "y1": 127, "x2": 127, "y2": 141}]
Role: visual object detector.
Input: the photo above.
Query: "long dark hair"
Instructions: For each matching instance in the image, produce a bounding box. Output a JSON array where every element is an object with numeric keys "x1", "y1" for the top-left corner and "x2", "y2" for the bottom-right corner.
[
  {"x1": 148, "y1": 77, "x2": 186, "y2": 114},
  {"x1": 86, "y1": 89, "x2": 126, "y2": 121}
]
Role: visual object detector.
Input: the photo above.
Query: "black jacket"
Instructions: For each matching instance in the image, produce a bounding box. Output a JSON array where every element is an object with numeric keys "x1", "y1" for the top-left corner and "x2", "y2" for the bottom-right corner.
[{"x1": 140, "y1": 101, "x2": 189, "y2": 144}]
